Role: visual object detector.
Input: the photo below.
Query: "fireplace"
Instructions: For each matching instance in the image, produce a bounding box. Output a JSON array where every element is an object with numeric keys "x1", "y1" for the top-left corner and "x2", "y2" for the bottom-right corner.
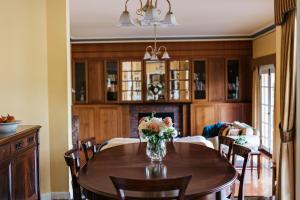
[
  {"x1": 130, "y1": 105, "x2": 182, "y2": 138},
  {"x1": 138, "y1": 112, "x2": 175, "y2": 123}
]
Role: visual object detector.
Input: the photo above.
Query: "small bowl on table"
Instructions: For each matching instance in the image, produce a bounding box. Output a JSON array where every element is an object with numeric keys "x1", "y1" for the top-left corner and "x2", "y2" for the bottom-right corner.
[{"x1": 0, "y1": 120, "x2": 21, "y2": 134}]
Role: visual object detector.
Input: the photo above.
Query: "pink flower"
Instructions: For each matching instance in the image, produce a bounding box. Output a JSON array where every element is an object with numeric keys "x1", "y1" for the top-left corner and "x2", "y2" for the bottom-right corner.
[
  {"x1": 148, "y1": 122, "x2": 160, "y2": 133},
  {"x1": 139, "y1": 117, "x2": 145, "y2": 124},
  {"x1": 163, "y1": 117, "x2": 173, "y2": 127}
]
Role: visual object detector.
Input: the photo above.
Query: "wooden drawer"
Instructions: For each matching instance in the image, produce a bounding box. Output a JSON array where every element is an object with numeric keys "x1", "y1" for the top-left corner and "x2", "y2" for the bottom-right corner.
[
  {"x1": 11, "y1": 134, "x2": 36, "y2": 154},
  {"x1": 0, "y1": 144, "x2": 11, "y2": 160}
]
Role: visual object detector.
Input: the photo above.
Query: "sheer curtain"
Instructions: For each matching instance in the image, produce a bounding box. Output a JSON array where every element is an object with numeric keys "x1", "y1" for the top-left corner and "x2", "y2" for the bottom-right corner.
[{"x1": 274, "y1": 0, "x2": 297, "y2": 199}]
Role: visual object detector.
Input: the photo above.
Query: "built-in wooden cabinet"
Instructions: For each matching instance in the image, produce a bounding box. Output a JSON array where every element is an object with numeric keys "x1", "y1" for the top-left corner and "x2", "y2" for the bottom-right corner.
[
  {"x1": 121, "y1": 61, "x2": 143, "y2": 102},
  {"x1": 105, "y1": 60, "x2": 119, "y2": 103},
  {"x1": 71, "y1": 41, "x2": 253, "y2": 140},
  {"x1": 73, "y1": 60, "x2": 88, "y2": 103},
  {"x1": 193, "y1": 60, "x2": 207, "y2": 101},
  {"x1": 73, "y1": 105, "x2": 130, "y2": 143},
  {"x1": 145, "y1": 61, "x2": 167, "y2": 101},
  {"x1": 169, "y1": 60, "x2": 191, "y2": 102},
  {"x1": 226, "y1": 59, "x2": 240, "y2": 101}
]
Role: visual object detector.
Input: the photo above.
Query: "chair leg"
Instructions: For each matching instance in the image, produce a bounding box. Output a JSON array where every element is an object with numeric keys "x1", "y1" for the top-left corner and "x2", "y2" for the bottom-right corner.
[{"x1": 257, "y1": 154, "x2": 261, "y2": 179}]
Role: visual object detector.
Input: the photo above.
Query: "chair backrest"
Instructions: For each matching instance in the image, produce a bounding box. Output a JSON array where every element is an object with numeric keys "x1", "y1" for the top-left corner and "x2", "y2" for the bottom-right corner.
[
  {"x1": 231, "y1": 144, "x2": 251, "y2": 200},
  {"x1": 110, "y1": 176, "x2": 192, "y2": 200},
  {"x1": 81, "y1": 137, "x2": 98, "y2": 163},
  {"x1": 64, "y1": 148, "x2": 82, "y2": 200},
  {"x1": 218, "y1": 136, "x2": 235, "y2": 160}
]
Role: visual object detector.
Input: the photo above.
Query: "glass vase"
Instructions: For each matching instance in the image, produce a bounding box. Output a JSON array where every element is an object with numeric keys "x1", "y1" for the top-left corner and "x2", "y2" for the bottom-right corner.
[{"x1": 146, "y1": 140, "x2": 167, "y2": 162}]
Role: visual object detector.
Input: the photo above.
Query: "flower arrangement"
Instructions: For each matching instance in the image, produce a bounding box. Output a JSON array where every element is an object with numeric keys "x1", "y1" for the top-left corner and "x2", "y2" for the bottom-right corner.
[
  {"x1": 138, "y1": 115, "x2": 178, "y2": 143},
  {"x1": 138, "y1": 114, "x2": 178, "y2": 161}
]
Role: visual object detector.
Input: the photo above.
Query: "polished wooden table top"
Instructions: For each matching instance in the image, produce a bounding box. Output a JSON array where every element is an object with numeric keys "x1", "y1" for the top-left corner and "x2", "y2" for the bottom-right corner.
[{"x1": 78, "y1": 142, "x2": 237, "y2": 199}]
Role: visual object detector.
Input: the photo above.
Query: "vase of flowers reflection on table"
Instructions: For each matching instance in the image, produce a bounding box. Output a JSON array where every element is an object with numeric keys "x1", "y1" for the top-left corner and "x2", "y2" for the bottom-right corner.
[{"x1": 138, "y1": 114, "x2": 178, "y2": 162}]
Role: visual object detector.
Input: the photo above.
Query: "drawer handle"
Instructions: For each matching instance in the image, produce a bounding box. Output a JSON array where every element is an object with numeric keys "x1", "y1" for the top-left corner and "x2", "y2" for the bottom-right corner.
[
  {"x1": 28, "y1": 137, "x2": 34, "y2": 144},
  {"x1": 15, "y1": 141, "x2": 24, "y2": 150}
]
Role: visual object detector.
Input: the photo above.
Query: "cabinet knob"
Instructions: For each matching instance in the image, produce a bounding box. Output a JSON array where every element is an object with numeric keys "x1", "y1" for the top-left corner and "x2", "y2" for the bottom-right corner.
[{"x1": 15, "y1": 141, "x2": 24, "y2": 150}]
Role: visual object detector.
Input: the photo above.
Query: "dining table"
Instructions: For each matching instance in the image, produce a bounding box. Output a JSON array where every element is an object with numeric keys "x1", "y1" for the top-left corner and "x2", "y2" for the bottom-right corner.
[{"x1": 78, "y1": 142, "x2": 237, "y2": 200}]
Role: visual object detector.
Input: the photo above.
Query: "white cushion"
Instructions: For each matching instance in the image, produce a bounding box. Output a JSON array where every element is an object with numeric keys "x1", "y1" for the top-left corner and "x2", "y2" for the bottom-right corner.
[
  {"x1": 174, "y1": 136, "x2": 214, "y2": 149},
  {"x1": 101, "y1": 136, "x2": 214, "y2": 150}
]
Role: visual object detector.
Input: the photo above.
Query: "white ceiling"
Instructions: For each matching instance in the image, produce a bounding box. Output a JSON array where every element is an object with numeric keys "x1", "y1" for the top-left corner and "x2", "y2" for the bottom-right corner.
[{"x1": 70, "y1": 0, "x2": 274, "y2": 40}]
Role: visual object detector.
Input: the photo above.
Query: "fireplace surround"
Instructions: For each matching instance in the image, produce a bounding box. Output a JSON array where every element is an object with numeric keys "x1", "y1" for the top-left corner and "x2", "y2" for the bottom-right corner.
[{"x1": 130, "y1": 104, "x2": 183, "y2": 138}]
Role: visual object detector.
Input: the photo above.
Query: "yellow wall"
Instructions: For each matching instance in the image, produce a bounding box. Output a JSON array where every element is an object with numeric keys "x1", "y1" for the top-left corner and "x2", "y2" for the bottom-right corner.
[
  {"x1": 0, "y1": 0, "x2": 70, "y2": 196},
  {"x1": 0, "y1": 0, "x2": 51, "y2": 193},
  {"x1": 253, "y1": 30, "x2": 277, "y2": 58},
  {"x1": 47, "y1": 0, "x2": 71, "y2": 193}
]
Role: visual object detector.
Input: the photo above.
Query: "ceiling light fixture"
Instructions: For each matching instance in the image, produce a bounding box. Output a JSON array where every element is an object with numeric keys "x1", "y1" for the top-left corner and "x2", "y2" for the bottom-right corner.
[
  {"x1": 119, "y1": 0, "x2": 178, "y2": 27},
  {"x1": 144, "y1": 25, "x2": 170, "y2": 60}
]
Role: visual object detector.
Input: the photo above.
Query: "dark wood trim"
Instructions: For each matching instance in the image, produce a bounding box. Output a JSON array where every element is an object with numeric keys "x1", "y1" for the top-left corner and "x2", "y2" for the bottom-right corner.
[
  {"x1": 70, "y1": 25, "x2": 275, "y2": 43},
  {"x1": 252, "y1": 54, "x2": 276, "y2": 70}
]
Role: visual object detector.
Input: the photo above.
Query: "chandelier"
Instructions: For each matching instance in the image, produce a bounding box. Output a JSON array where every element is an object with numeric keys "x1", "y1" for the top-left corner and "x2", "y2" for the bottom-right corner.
[
  {"x1": 119, "y1": 0, "x2": 178, "y2": 26},
  {"x1": 143, "y1": 25, "x2": 170, "y2": 60}
]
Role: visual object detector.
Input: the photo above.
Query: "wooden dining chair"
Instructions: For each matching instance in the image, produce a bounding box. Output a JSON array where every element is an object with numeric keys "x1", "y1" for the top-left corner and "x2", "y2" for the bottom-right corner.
[
  {"x1": 228, "y1": 144, "x2": 251, "y2": 200},
  {"x1": 64, "y1": 148, "x2": 82, "y2": 200},
  {"x1": 218, "y1": 136, "x2": 235, "y2": 161},
  {"x1": 110, "y1": 175, "x2": 192, "y2": 200},
  {"x1": 81, "y1": 137, "x2": 108, "y2": 163}
]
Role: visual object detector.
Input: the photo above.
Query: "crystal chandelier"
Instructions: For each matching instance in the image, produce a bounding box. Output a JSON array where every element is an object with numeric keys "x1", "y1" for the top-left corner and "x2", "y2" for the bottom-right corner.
[
  {"x1": 119, "y1": 0, "x2": 178, "y2": 27},
  {"x1": 143, "y1": 25, "x2": 170, "y2": 60}
]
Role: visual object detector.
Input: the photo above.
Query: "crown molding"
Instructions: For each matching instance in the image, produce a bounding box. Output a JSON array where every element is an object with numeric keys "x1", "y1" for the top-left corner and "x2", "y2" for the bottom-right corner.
[{"x1": 70, "y1": 24, "x2": 275, "y2": 44}]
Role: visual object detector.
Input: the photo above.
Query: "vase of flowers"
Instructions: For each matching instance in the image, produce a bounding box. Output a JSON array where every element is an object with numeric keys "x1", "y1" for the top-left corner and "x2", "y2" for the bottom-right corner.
[{"x1": 138, "y1": 114, "x2": 178, "y2": 162}]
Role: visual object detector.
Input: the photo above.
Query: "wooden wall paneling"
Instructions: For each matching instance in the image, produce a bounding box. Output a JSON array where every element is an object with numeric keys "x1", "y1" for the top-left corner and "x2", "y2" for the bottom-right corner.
[
  {"x1": 182, "y1": 104, "x2": 190, "y2": 136},
  {"x1": 208, "y1": 58, "x2": 225, "y2": 102},
  {"x1": 240, "y1": 57, "x2": 253, "y2": 102},
  {"x1": 191, "y1": 104, "x2": 216, "y2": 135},
  {"x1": 121, "y1": 105, "x2": 130, "y2": 138},
  {"x1": 72, "y1": 41, "x2": 253, "y2": 60},
  {"x1": 217, "y1": 103, "x2": 243, "y2": 123},
  {"x1": 73, "y1": 107, "x2": 95, "y2": 140},
  {"x1": 88, "y1": 60, "x2": 104, "y2": 103},
  {"x1": 94, "y1": 106, "x2": 121, "y2": 143},
  {"x1": 242, "y1": 103, "x2": 252, "y2": 125}
]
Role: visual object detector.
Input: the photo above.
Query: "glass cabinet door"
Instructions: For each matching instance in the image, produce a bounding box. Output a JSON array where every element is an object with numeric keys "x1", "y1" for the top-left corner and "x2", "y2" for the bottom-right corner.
[
  {"x1": 121, "y1": 61, "x2": 142, "y2": 101},
  {"x1": 105, "y1": 60, "x2": 118, "y2": 102},
  {"x1": 146, "y1": 61, "x2": 166, "y2": 101},
  {"x1": 169, "y1": 60, "x2": 190, "y2": 101},
  {"x1": 227, "y1": 59, "x2": 240, "y2": 100},
  {"x1": 193, "y1": 60, "x2": 206, "y2": 100},
  {"x1": 74, "y1": 61, "x2": 87, "y2": 103}
]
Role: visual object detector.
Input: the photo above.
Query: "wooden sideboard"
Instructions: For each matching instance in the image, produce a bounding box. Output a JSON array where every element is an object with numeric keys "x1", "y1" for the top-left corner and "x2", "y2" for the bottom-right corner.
[{"x1": 0, "y1": 125, "x2": 41, "y2": 200}]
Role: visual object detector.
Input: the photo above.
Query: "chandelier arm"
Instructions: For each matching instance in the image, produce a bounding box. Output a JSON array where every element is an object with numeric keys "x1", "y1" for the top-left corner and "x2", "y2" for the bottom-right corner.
[
  {"x1": 165, "y1": 0, "x2": 172, "y2": 13},
  {"x1": 154, "y1": 25, "x2": 157, "y2": 52},
  {"x1": 146, "y1": 45, "x2": 154, "y2": 52},
  {"x1": 157, "y1": 45, "x2": 167, "y2": 54}
]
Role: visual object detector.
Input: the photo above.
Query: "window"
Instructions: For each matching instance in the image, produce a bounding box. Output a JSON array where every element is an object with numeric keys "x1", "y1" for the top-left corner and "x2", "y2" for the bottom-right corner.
[{"x1": 259, "y1": 65, "x2": 275, "y2": 154}]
